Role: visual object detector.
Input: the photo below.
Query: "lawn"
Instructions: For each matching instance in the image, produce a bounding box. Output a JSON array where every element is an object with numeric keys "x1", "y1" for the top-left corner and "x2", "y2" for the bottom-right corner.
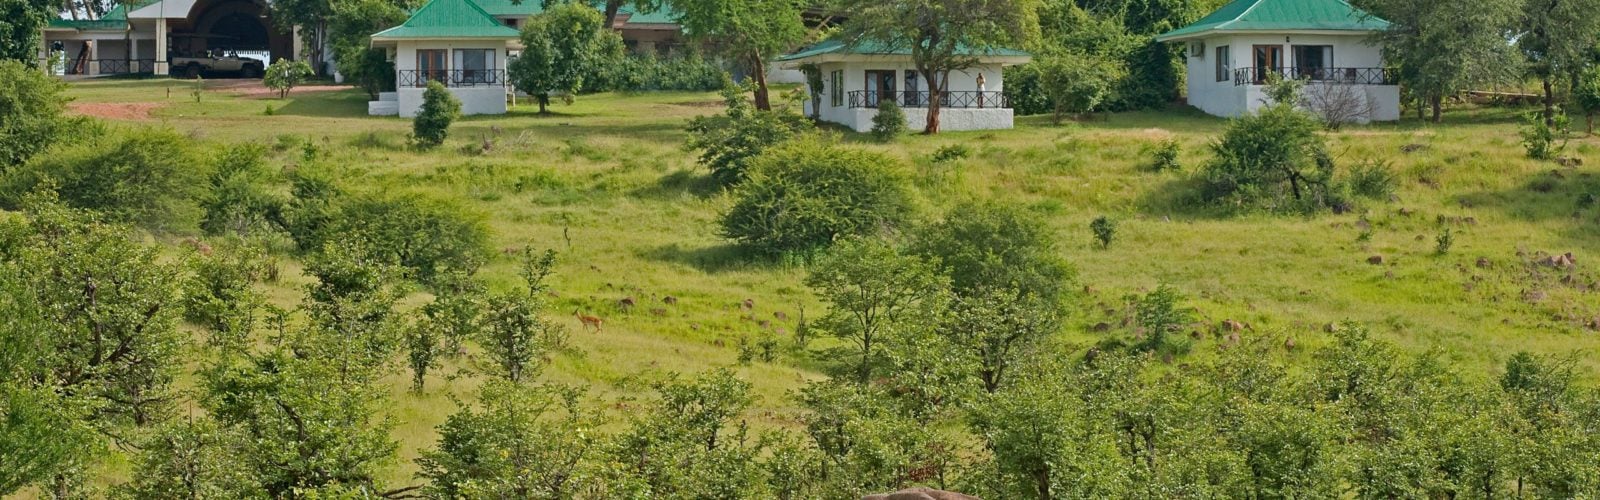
[{"x1": 61, "y1": 77, "x2": 1600, "y2": 487}]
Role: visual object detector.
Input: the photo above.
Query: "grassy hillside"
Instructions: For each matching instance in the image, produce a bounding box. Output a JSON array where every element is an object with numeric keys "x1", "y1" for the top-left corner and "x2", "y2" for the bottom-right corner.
[{"x1": 62, "y1": 77, "x2": 1600, "y2": 486}]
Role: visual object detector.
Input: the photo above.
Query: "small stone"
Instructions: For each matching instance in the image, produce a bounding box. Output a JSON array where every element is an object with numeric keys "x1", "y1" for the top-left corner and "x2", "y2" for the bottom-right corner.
[
  {"x1": 1367, "y1": 255, "x2": 1385, "y2": 265},
  {"x1": 1091, "y1": 322, "x2": 1112, "y2": 333},
  {"x1": 1476, "y1": 257, "x2": 1492, "y2": 269}
]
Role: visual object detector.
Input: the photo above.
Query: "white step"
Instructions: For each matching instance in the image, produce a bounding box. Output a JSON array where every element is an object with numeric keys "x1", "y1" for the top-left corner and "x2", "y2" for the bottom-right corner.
[
  {"x1": 378, "y1": 91, "x2": 398, "y2": 102},
  {"x1": 368, "y1": 100, "x2": 399, "y2": 116}
]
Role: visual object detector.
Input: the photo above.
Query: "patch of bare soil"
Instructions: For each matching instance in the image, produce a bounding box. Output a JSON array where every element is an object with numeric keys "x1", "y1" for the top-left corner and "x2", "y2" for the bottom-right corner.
[
  {"x1": 68, "y1": 102, "x2": 164, "y2": 120},
  {"x1": 207, "y1": 79, "x2": 352, "y2": 99}
]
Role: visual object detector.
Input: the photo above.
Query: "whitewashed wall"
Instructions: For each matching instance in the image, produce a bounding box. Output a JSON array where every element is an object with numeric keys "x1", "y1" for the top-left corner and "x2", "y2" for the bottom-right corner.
[
  {"x1": 1181, "y1": 33, "x2": 1397, "y2": 121},
  {"x1": 802, "y1": 60, "x2": 1011, "y2": 131},
  {"x1": 393, "y1": 39, "x2": 510, "y2": 117}
]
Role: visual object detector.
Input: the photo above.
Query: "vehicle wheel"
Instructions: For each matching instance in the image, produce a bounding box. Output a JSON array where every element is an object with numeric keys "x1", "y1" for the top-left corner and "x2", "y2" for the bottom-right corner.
[
  {"x1": 241, "y1": 65, "x2": 260, "y2": 78},
  {"x1": 185, "y1": 63, "x2": 201, "y2": 79}
]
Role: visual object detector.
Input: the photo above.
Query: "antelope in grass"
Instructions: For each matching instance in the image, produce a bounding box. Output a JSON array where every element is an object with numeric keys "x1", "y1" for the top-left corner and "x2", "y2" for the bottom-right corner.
[{"x1": 574, "y1": 309, "x2": 604, "y2": 333}]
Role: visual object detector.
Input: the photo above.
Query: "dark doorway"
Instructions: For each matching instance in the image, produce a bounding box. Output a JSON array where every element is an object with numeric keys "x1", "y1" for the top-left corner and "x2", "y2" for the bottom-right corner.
[{"x1": 865, "y1": 70, "x2": 896, "y2": 107}]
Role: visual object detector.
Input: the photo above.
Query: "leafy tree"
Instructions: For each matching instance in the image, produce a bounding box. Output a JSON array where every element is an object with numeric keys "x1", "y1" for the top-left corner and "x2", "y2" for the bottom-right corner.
[
  {"x1": 322, "y1": 192, "x2": 492, "y2": 285},
  {"x1": 2, "y1": 126, "x2": 212, "y2": 233},
  {"x1": 419, "y1": 269, "x2": 486, "y2": 354},
  {"x1": 686, "y1": 79, "x2": 813, "y2": 186},
  {"x1": 0, "y1": 0, "x2": 54, "y2": 63},
  {"x1": 412, "y1": 80, "x2": 460, "y2": 149},
  {"x1": 795, "y1": 380, "x2": 952, "y2": 496},
  {"x1": 264, "y1": 58, "x2": 314, "y2": 99},
  {"x1": 1517, "y1": 0, "x2": 1600, "y2": 124},
  {"x1": 1356, "y1": 0, "x2": 1520, "y2": 122},
  {"x1": 611, "y1": 369, "x2": 771, "y2": 497},
  {"x1": 406, "y1": 314, "x2": 441, "y2": 393},
  {"x1": 909, "y1": 201, "x2": 1074, "y2": 393},
  {"x1": 184, "y1": 240, "x2": 272, "y2": 352},
  {"x1": 834, "y1": 0, "x2": 1041, "y2": 133},
  {"x1": 1036, "y1": 49, "x2": 1125, "y2": 123},
  {"x1": 509, "y1": 3, "x2": 622, "y2": 113},
  {"x1": 807, "y1": 238, "x2": 949, "y2": 384},
  {"x1": 118, "y1": 417, "x2": 262, "y2": 499},
  {"x1": 721, "y1": 137, "x2": 914, "y2": 255},
  {"x1": 419, "y1": 381, "x2": 602, "y2": 498},
  {"x1": 479, "y1": 249, "x2": 565, "y2": 383},
  {"x1": 299, "y1": 239, "x2": 408, "y2": 382},
  {"x1": 327, "y1": 0, "x2": 407, "y2": 99},
  {"x1": 974, "y1": 363, "x2": 1131, "y2": 499},
  {"x1": 672, "y1": 0, "x2": 807, "y2": 111},
  {"x1": 0, "y1": 262, "x2": 94, "y2": 496},
  {"x1": 1132, "y1": 284, "x2": 1195, "y2": 354},
  {"x1": 1201, "y1": 102, "x2": 1334, "y2": 213},
  {"x1": 0, "y1": 60, "x2": 77, "y2": 170},
  {"x1": 271, "y1": 0, "x2": 332, "y2": 75},
  {"x1": 1574, "y1": 65, "x2": 1600, "y2": 133}
]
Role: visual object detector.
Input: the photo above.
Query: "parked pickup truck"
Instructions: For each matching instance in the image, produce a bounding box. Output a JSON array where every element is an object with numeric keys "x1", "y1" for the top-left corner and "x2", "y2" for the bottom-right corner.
[{"x1": 172, "y1": 50, "x2": 264, "y2": 78}]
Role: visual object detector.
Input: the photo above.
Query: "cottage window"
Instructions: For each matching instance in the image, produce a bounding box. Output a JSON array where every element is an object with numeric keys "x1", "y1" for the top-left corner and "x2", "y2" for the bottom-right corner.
[
  {"x1": 454, "y1": 48, "x2": 495, "y2": 84},
  {"x1": 830, "y1": 70, "x2": 843, "y2": 107},
  {"x1": 417, "y1": 49, "x2": 446, "y2": 84},
  {"x1": 1214, "y1": 45, "x2": 1229, "y2": 82},
  {"x1": 1292, "y1": 45, "x2": 1333, "y2": 80}
]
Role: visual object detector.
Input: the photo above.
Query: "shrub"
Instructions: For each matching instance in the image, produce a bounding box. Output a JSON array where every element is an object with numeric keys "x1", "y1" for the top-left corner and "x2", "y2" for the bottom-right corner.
[
  {"x1": 593, "y1": 53, "x2": 725, "y2": 92},
  {"x1": 721, "y1": 137, "x2": 913, "y2": 255},
  {"x1": 1520, "y1": 110, "x2": 1569, "y2": 160},
  {"x1": 1201, "y1": 104, "x2": 1333, "y2": 214},
  {"x1": 1576, "y1": 66, "x2": 1600, "y2": 134},
  {"x1": 1346, "y1": 159, "x2": 1397, "y2": 200},
  {"x1": 1037, "y1": 50, "x2": 1125, "y2": 123},
  {"x1": 870, "y1": 100, "x2": 908, "y2": 142},
  {"x1": 202, "y1": 143, "x2": 287, "y2": 236},
  {"x1": 1261, "y1": 72, "x2": 1305, "y2": 106},
  {"x1": 930, "y1": 144, "x2": 971, "y2": 163},
  {"x1": 1435, "y1": 228, "x2": 1454, "y2": 255},
  {"x1": 2, "y1": 126, "x2": 210, "y2": 232},
  {"x1": 1090, "y1": 216, "x2": 1116, "y2": 249},
  {"x1": 0, "y1": 60, "x2": 76, "y2": 171},
  {"x1": 316, "y1": 193, "x2": 492, "y2": 285},
  {"x1": 1148, "y1": 139, "x2": 1181, "y2": 172},
  {"x1": 686, "y1": 80, "x2": 812, "y2": 186},
  {"x1": 1133, "y1": 284, "x2": 1195, "y2": 355},
  {"x1": 413, "y1": 81, "x2": 460, "y2": 150},
  {"x1": 263, "y1": 58, "x2": 313, "y2": 99}
]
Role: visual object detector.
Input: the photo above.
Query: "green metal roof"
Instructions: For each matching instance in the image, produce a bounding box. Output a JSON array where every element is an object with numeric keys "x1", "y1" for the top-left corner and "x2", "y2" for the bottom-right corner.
[
  {"x1": 49, "y1": 0, "x2": 156, "y2": 31},
  {"x1": 1155, "y1": 0, "x2": 1389, "y2": 41},
  {"x1": 777, "y1": 39, "x2": 1030, "y2": 62},
  {"x1": 372, "y1": 0, "x2": 519, "y2": 39},
  {"x1": 444, "y1": 0, "x2": 677, "y2": 25}
]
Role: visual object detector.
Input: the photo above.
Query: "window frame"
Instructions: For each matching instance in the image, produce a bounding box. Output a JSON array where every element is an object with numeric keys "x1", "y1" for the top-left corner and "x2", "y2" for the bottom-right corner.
[
  {"x1": 830, "y1": 70, "x2": 843, "y2": 107},
  {"x1": 1214, "y1": 45, "x2": 1230, "y2": 82}
]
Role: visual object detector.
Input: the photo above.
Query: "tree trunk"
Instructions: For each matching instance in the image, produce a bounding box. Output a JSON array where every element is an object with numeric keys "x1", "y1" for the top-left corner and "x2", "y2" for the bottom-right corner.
[
  {"x1": 858, "y1": 335, "x2": 872, "y2": 384},
  {"x1": 1415, "y1": 97, "x2": 1424, "y2": 121},
  {"x1": 538, "y1": 93, "x2": 549, "y2": 114},
  {"x1": 751, "y1": 52, "x2": 771, "y2": 111},
  {"x1": 603, "y1": 0, "x2": 623, "y2": 28},
  {"x1": 923, "y1": 70, "x2": 944, "y2": 134},
  {"x1": 1543, "y1": 77, "x2": 1556, "y2": 126},
  {"x1": 1430, "y1": 94, "x2": 1442, "y2": 123}
]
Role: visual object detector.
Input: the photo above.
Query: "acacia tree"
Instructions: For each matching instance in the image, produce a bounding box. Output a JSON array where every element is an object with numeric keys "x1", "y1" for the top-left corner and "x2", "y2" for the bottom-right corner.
[
  {"x1": 510, "y1": 3, "x2": 621, "y2": 113},
  {"x1": 1356, "y1": 0, "x2": 1519, "y2": 122},
  {"x1": 673, "y1": 0, "x2": 807, "y2": 111},
  {"x1": 806, "y1": 238, "x2": 948, "y2": 384},
  {"x1": 1517, "y1": 0, "x2": 1600, "y2": 123},
  {"x1": 832, "y1": 0, "x2": 1041, "y2": 133}
]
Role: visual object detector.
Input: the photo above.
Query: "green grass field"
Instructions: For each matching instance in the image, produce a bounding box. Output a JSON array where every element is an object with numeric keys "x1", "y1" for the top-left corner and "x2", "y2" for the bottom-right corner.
[{"x1": 62, "y1": 77, "x2": 1600, "y2": 487}]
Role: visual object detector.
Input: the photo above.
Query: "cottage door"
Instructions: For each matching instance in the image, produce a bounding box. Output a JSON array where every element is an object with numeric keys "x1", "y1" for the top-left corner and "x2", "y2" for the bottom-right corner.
[
  {"x1": 864, "y1": 70, "x2": 896, "y2": 107},
  {"x1": 1252, "y1": 45, "x2": 1282, "y2": 84},
  {"x1": 417, "y1": 49, "x2": 446, "y2": 85}
]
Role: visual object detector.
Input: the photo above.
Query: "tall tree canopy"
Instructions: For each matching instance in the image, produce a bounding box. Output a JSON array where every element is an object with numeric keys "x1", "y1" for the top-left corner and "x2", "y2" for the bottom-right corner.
[
  {"x1": 1355, "y1": 0, "x2": 1520, "y2": 122},
  {"x1": 832, "y1": 0, "x2": 1042, "y2": 133},
  {"x1": 673, "y1": 0, "x2": 807, "y2": 111},
  {"x1": 0, "y1": 0, "x2": 55, "y2": 63},
  {"x1": 509, "y1": 3, "x2": 624, "y2": 113},
  {"x1": 1517, "y1": 0, "x2": 1600, "y2": 122}
]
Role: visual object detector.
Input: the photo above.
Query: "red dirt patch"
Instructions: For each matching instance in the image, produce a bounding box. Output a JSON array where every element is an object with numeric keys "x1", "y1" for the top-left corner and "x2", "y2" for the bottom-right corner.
[
  {"x1": 208, "y1": 79, "x2": 351, "y2": 99},
  {"x1": 69, "y1": 102, "x2": 164, "y2": 120}
]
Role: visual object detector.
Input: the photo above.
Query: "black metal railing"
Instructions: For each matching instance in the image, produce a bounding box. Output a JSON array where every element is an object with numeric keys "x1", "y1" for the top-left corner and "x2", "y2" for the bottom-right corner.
[
  {"x1": 1233, "y1": 67, "x2": 1395, "y2": 86},
  {"x1": 847, "y1": 90, "x2": 1009, "y2": 109},
  {"x1": 397, "y1": 69, "x2": 505, "y2": 88},
  {"x1": 62, "y1": 59, "x2": 156, "y2": 75}
]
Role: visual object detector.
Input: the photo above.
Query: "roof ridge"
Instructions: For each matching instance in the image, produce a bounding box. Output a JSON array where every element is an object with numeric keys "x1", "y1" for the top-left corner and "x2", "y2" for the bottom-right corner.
[{"x1": 1214, "y1": 0, "x2": 1264, "y2": 31}]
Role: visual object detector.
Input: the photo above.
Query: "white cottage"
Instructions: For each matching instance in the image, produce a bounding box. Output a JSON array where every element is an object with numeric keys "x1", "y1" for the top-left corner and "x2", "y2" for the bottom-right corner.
[
  {"x1": 1155, "y1": 0, "x2": 1400, "y2": 122},
  {"x1": 777, "y1": 40, "x2": 1032, "y2": 132},
  {"x1": 368, "y1": 0, "x2": 517, "y2": 117}
]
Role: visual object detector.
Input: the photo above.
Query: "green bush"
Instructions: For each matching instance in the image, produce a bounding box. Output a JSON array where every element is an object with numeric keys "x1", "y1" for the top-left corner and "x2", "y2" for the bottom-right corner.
[
  {"x1": 721, "y1": 137, "x2": 913, "y2": 255},
  {"x1": 2, "y1": 126, "x2": 211, "y2": 232},
  {"x1": 413, "y1": 81, "x2": 461, "y2": 150},
  {"x1": 687, "y1": 81, "x2": 812, "y2": 186},
  {"x1": 1037, "y1": 50, "x2": 1125, "y2": 123},
  {"x1": 1090, "y1": 215, "x2": 1116, "y2": 249},
  {"x1": 1577, "y1": 66, "x2": 1600, "y2": 134},
  {"x1": 1201, "y1": 104, "x2": 1333, "y2": 214},
  {"x1": 1520, "y1": 110, "x2": 1569, "y2": 160},
  {"x1": 930, "y1": 144, "x2": 971, "y2": 163},
  {"x1": 1346, "y1": 159, "x2": 1397, "y2": 200},
  {"x1": 593, "y1": 53, "x2": 725, "y2": 92},
  {"x1": 288, "y1": 189, "x2": 486, "y2": 285},
  {"x1": 0, "y1": 60, "x2": 76, "y2": 170},
  {"x1": 1147, "y1": 139, "x2": 1181, "y2": 172},
  {"x1": 870, "y1": 100, "x2": 908, "y2": 142},
  {"x1": 202, "y1": 143, "x2": 287, "y2": 236}
]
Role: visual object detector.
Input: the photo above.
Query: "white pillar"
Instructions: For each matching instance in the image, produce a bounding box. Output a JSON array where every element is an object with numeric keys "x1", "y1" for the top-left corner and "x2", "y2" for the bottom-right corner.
[
  {"x1": 88, "y1": 40, "x2": 99, "y2": 75},
  {"x1": 154, "y1": 18, "x2": 168, "y2": 75},
  {"x1": 131, "y1": 37, "x2": 140, "y2": 71}
]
